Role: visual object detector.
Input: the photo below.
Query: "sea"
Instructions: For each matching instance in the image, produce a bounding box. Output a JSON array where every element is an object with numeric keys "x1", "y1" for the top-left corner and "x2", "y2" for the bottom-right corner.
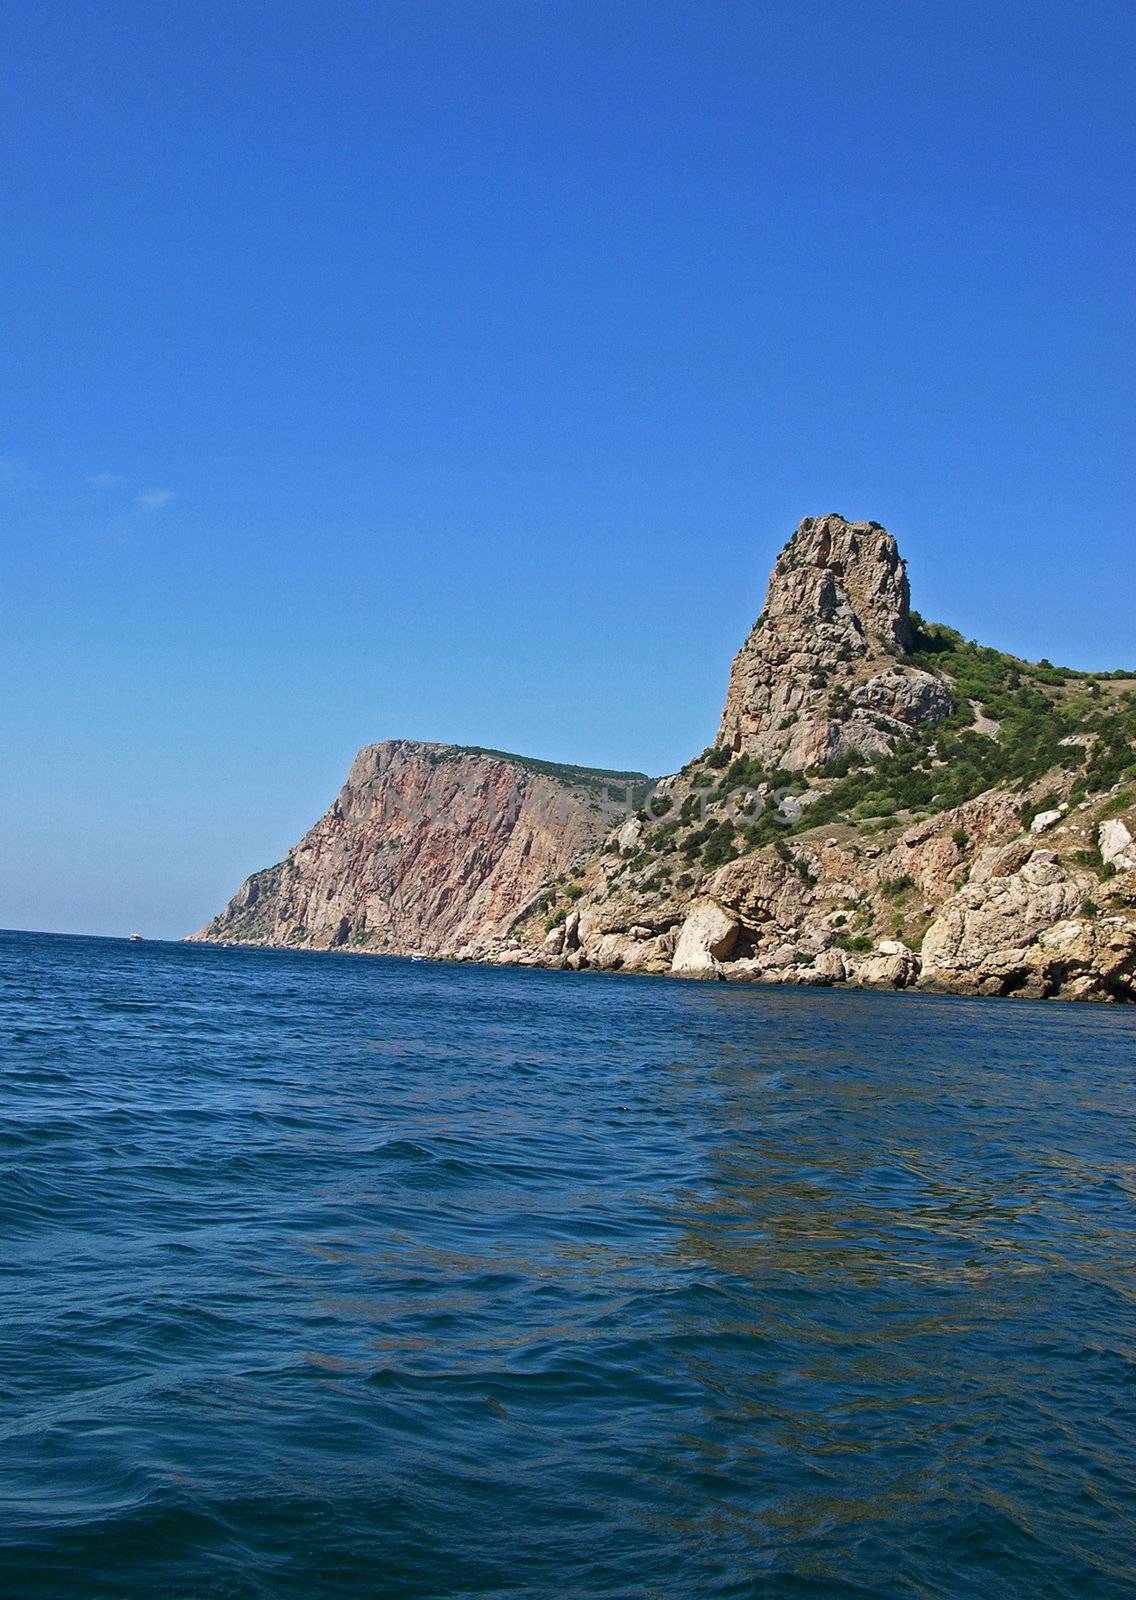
[{"x1": 1, "y1": 928, "x2": 1135, "y2": 1598}]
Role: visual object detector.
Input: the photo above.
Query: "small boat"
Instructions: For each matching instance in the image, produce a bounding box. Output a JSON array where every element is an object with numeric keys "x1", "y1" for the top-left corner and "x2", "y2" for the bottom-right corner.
[{"x1": 128, "y1": 934, "x2": 144, "y2": 942}]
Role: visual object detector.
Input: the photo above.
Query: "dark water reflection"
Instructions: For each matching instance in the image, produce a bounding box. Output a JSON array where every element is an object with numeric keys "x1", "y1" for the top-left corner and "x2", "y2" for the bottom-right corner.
[{"x1": 1, "y1": 931, "x2": 1135, "y2": 1598}]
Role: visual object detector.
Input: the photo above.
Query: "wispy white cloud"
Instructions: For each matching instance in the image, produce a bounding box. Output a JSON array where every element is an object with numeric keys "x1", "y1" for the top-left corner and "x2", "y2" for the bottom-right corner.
[
  {"x1": 2, "y1": 458, "x2": 176, "y2": 512},
  {"x1": 135, "y1": 488, "x2": 174, "y2": 512}
]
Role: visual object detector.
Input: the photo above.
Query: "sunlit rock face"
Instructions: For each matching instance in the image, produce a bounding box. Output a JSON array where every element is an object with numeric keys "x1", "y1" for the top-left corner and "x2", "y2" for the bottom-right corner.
[
  {"x1": 194, "y1": 514, "x2": 1136, "y2": 1003},
  {"x1": 191, "y1": 741, "x2": 627, "y2": 958},
  {"x1": 716, "y1": 514, "x2": 952, "y2": 771}
]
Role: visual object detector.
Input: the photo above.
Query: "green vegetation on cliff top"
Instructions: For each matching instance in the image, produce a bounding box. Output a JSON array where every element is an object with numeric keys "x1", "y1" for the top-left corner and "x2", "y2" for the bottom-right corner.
[
  {"x1": 455, "y1": 746, "x2": 651, "y2": 797},
  {"x1": 799, "y1": 621, "x2": 1136, "y2": 831},
  {"x1": 622, "y1": 619, "x2": 1136, "y2": 877}
]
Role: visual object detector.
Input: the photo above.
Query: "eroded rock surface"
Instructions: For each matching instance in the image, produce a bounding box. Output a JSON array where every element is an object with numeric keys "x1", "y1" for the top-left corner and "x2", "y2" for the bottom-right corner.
[
  {"x1": 671, "y1": 901, "x2": 741, "y2": 978},
  {"x1": 716, "y1": 515, "x2": 952, "y2": 771},
  {"x1": 192, "y1": 742, "x2": 635, "y2": 958},
  {"x1": 194, "y1": 514, "x2": 1136, "y2": 1003}
]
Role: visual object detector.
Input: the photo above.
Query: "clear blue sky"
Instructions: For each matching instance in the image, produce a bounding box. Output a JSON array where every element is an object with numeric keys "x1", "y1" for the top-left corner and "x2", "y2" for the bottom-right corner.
[{"x1": 3, "y1": 0, "x2": 1134, "y2": 939}]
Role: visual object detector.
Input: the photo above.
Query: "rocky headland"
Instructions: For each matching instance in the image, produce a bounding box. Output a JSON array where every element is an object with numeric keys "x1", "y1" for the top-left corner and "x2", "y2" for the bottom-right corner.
[{"x1": 194, "y1": 516, "x2": 1136, "y2": 1001}]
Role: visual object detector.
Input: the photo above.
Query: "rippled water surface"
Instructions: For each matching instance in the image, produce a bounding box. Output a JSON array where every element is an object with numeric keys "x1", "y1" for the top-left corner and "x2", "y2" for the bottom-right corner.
[{"x1": 2, "y1": 930, "x2": 1136, "y2": 1598}]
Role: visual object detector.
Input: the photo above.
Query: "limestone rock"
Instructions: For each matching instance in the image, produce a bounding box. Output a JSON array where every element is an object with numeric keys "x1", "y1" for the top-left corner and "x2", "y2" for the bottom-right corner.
[
  {"x1": 617, "y1": 816, "x2": 644, "y2": 853},
  {"x1": 1030, "y1": 809, "x2": 1063, "y2": 834},
  {"x1": 704, "y1": 854, "x2": 806, "y2": 929},
  {"x1": 670, "y1": 900, "x2": 741, "y2": 979},
  {"x1": 591, "y1": 932, "x2": 632, "y2": 970},
  {"x1": 722, "y1": 957, "x2": 764, "y2": 982},
  {"x1": 1024, "y1": 915, "x2": 1136, "y2": 1000},
  {"x1": 791, "y1": 964, "x2": 839, "y2": 987},
  {"x1": 1100, "y1": 818, "x2": 1136, "y2": 873},
  {"x1": 920, "y1": 850, "x2": 1085, "y2": 994},
  {"x1": 812, "y1": 946, "x2": 848, "y2": 983},
  {"x1": 716, "y1": 515, "x2": 952, "y2": 770}
]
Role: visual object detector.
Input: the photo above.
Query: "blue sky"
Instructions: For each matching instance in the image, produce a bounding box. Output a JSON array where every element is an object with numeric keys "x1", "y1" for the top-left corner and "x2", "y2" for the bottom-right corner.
[{"x1": 3, "y1": 0, "x2": 1134, "y2": 938}]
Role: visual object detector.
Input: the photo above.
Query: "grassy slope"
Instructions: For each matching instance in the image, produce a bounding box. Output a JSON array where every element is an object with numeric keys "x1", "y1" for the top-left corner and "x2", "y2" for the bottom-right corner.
[{"x1": 797, "y1": 620, "x2": 1136, "y2": 832}]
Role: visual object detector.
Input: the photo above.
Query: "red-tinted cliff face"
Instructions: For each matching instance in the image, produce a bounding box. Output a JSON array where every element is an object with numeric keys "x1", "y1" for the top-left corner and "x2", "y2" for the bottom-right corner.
[{"x1": 191, "y1": 741, "x2": 643, "y2": 958}]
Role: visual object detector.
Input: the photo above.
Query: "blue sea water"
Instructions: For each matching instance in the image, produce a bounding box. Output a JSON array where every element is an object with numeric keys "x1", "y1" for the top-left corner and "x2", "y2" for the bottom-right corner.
[{"x1": 1, "y1": 930, "x2": 1135, "y2": 1599}]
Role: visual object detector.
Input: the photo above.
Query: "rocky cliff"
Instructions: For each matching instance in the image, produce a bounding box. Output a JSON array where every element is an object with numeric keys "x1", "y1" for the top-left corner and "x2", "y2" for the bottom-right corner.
[
  {"x1": 192, "y1": 742, "x2": 646, "y2": 958},
  {"x1": 195, "y1": 516, "x2": 1136, "y2": 1001},
  {"x1": 716, "y1": 515, "x2": 953, "y2": 770}
]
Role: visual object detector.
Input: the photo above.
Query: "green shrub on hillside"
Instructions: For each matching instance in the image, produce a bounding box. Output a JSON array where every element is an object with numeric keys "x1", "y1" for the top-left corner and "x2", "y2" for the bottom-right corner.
[
  {"x1": 724, "y1": 754, "x2": 768, "y2": 789},
  {"x1": 701, "y1": 820, "x2": 739, "y2": 869},
  {"x1": 794, "y1": 651, "x2": 1136, "y2": 829},
  {"x1": 1071, "y1": 705, "x2": 1136, "y2": 798}
]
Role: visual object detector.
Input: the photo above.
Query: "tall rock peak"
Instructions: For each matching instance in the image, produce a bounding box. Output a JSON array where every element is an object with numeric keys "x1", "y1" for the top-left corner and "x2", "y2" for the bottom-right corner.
[
  {"x1": 769, "y1": 513, "x2": 913, "y2": 654},
  {"x1": 717, "y1": 514, "x2": 950, "y2": 770}
]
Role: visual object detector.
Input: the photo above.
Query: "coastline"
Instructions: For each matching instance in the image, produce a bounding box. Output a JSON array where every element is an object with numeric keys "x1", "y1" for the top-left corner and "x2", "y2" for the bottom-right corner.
[{"x1": 184, "y1": 932, "x2": 1136, "y2": 1004}]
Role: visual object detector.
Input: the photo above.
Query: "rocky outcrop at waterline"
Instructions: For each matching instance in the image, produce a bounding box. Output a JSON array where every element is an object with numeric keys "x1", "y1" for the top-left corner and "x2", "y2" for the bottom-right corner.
[{"x1": 193, "y1": 516, "x2": 1136, "y2": 1001}]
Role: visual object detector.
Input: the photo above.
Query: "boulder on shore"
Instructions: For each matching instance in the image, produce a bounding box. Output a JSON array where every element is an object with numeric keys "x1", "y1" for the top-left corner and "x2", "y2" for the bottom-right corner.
[{"x1": 670, "y1": 901, "x2": 741, "y2": 979}]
